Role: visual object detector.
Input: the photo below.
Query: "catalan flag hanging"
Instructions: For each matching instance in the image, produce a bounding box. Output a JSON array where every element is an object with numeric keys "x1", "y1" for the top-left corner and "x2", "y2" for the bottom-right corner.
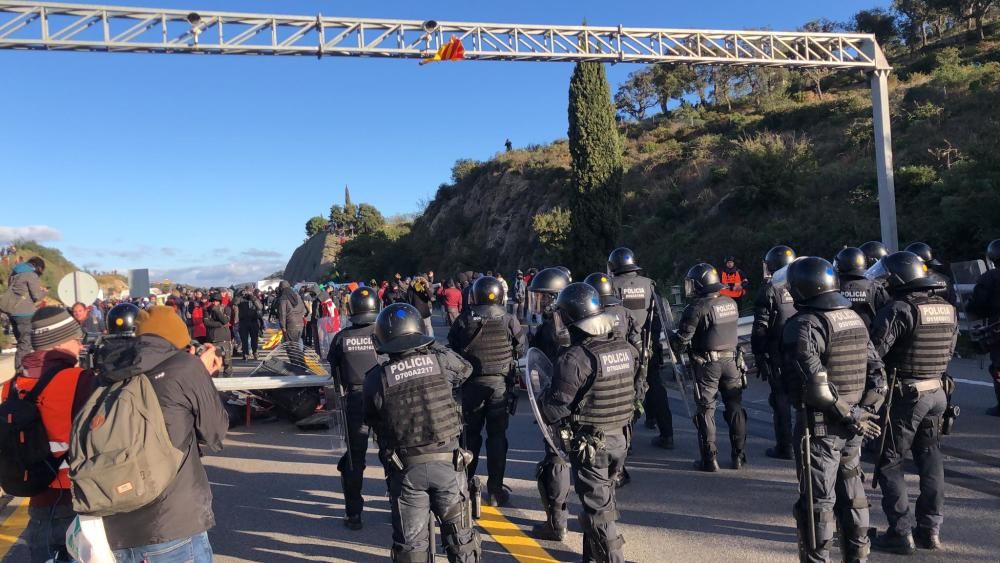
[{"x1": 420, "y1": 36, "x2": 465, "y2": 65}]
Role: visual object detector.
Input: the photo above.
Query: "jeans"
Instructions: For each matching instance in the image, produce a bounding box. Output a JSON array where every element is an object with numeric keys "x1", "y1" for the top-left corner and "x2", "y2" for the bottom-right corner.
[
  {"x1": 27, "y1": 504, "x2": 75, "y2": 563},
  {"x1": 11, "y1": 314, "x2": 33, "y2": 372},
  {"x1": 113, "y1": 532, "x2": 213, "y2": 563}
]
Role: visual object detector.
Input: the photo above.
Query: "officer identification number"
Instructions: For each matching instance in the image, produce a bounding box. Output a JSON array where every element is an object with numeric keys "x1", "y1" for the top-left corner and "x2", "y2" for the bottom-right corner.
[
  {"x1": 599, "y1": 350, "x2": 634, "y2": 375},
  {"x1": 842, "y1": 290, "x2": 869, "y2": 303},
  {"x1": 386, "y1": 355, "x2": 442, "y2": 386},
  {"x1": 918, "y1": 304, "x2": 956, "y2": 325},
  {"x1": 824, "y1": 310, "x2": 866, "y2": 332},
  {"x1": 343, "y1": 335, "x2": 375, "y2": 352}
]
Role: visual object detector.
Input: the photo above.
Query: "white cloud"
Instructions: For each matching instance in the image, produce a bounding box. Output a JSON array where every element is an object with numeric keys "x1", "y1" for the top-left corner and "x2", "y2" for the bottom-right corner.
[
  {"x1": 0, "y1": 225, "x2": 62, "y2": 242},
  {"x1": 151, "y1": 261, "x2": 285, "y2": 288}
]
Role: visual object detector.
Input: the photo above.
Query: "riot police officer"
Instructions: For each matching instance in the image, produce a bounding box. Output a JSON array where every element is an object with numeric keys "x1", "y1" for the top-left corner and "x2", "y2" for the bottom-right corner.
[
  {"x1": 528, "y1": 267, "x2": 571, "y2": 362},
  {"x1": 870, "y1": 251, "x2": 958, "y2": 554},
  {"x1": 860, "y1": 240, "x2": 889, "y2": 268},
  {"x1": 834, "y1": 247, "x2": 890, "y2": 330},
  {"x1": 671, "y1": 263, "x2": 746, "y2": 471},
  {"x1": 541, "y1": 283, "x2": 634, "y2": 563},
  {"x1": 106, "y1": 302, "x2": 140, "y2": 337},
  {"x1": 781, "y1": 256, "x2": 886, "y2": 563},
  {"x1": 527, "y1": 267, "x2": 572, "y2": 541},
  {"x1": 968, "y1": 239, "x2": 1000, "y2": 416},
  {"x1": 904, "y1": 241, "x2": 955, "y2": 303},
  {"x1": 585, "y1": 272, "x2": 641, "y2": 488},
  {"x1": 448, "y1": 276, "x2": 526, "y2": 507},
  {"x1": 608, "y1": 248, "x2": 674, "y2": 450},
  {"x1": 752, "y1": 245, "x2": 797, "y2": 460},
  {"x1": 327, "y1": 287, "x2": 383, "y2": 530},
  {"x1": 363, "y1": 303, "x2": 481, "y2": 562}
]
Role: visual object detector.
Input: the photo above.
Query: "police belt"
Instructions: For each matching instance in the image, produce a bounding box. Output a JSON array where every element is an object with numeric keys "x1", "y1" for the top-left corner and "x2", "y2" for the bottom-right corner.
[
  {"x1": 695, "y1": 350, "x2": 738, "y2": 363},
  {"x1": 401, "y1": 452, "x2": 456, "y2": 467},
  {"x1": 897, "y1": 378, "x2": 943, "y2": 394}
]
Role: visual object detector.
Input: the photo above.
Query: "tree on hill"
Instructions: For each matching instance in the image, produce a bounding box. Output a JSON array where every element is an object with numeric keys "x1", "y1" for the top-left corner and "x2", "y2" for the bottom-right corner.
[
  {"x1": 305, "y1": 216, "x2": 329, "y2": 237},
  {"x1": 851, "y1": 8, "x2": 900, "y2": 45},
  {"x1": 615, "y1": 69, "x2": 657, "y2": 121},
  {"x1": 355, "y1": 203, "x2": 386, "y2": 235},
  {"x1": 567, "y1": 60, "x2": 624, "y2": 273}
]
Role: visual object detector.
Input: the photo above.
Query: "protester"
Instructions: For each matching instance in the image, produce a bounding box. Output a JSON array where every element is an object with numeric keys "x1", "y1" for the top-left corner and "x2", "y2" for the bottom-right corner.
[
  {"x1": 204, "y1": 292, "x2": 234, "y2": 377},
  {"x1": 440, "y1": 279, "x2": 464, "y2": 326},
  {"x1": 407, "y1": 275, "x2": 435, "y2": 336},
  {"x1": 70, "y1": 301, "x2": 104, "y2": 338},
  {"x1": 5, "y1": 256, "x2": 47, "y2": 372},
  {"x1": 99, "y1": 306, "x2": 228, "y2": 563},
  {"x1": 1, "y1": 306, "x2": 94, "y2": 563}
]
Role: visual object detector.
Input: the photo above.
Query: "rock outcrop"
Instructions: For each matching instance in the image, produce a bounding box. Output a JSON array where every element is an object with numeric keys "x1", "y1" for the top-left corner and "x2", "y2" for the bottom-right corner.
[{"x1": 283, "y1": 232, "x2": 343, "y2": 282}]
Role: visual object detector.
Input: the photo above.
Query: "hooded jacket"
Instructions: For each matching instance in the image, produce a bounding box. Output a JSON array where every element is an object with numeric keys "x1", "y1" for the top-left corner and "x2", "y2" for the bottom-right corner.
[
  {"x1": 277, "y1": 283, "x2": 306, "y2": 331},
  {"x1": 98, "y1": 335, "x2": 229, "y2": 550},
  {"x1": 7, "y1": 262, "x2": 46, "y2": 316}
]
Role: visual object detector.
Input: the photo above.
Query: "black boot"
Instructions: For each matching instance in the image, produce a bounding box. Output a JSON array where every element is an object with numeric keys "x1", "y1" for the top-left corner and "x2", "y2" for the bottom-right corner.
[
  {"x1": 913, "y1": 527, "x2": 941, "y2": 550},
  {"x1": 531, "y1": 518, "x2": 567, "y2": 541},
  {"x1": 693, "y1": 452, "x2": 719, "y2": 472},
  {"x1": 344, "y1": 514, "x2": 363, "y2": 530},
  {"x1": 872, "y1": 529, "x2": 915, "y2": 555},
  {"x1": 765, "y1": 445, "x2": 793, "y2": 460},
  {"x1": 486, "y1": 486, "x2": 511, "y2": 508},
  {"x1": 650, "y1": 436, "x2": 674, "y2": 450},
  {"x1": 731, "y1": 450, "x2": 747, "y2": 470}
]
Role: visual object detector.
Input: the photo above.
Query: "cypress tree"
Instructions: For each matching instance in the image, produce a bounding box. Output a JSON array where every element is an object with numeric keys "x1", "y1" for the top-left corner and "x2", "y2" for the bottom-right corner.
[{"x1": 567, "y1": 60, "x2": 624, "y2": 274}]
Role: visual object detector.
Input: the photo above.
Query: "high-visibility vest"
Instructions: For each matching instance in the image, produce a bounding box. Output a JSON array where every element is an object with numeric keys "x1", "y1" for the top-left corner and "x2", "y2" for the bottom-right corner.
[{"x1": 720, "y1": 270, "x2": 746, "y2": 299}]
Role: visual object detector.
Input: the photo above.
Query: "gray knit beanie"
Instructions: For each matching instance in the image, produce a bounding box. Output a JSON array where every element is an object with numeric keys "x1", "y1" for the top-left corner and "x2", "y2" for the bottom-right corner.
[{"x1": 31, "y1": 306, "x2": 84, "y2": 350}]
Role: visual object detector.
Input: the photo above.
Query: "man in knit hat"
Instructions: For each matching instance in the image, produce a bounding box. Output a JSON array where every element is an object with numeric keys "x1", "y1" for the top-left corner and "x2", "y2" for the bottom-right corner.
[
  {"x1": 1, "y1": 306, "x2": 96, "y2": 563},
  {"x1": 97, "y1": 306, "x2": 228, "y2": 562}
]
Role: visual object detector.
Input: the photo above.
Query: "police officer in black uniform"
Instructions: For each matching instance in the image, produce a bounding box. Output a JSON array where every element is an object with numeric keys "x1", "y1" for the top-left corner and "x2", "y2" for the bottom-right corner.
[
  {"x1": 870, "y1": 251, "x2": 958, "y2": 554},
  {"x1": 904, "y1": 242, "x2": 955, "y2": 304},
  {"x1": 584, "y1": 272, "x2": 642, "y2": 488},
  {"x1": 834, "y1": 247, "x2": 891, "y2": 330},
  {"x1": 968, "y1": 239, "x2": 1000, "y2": 416},
  {"x1": 781, "y1": 256, "x2": 886, "y2": 563},
  {"x1": 752, "y1": 245, "x2": 798, "y2": 460},
  {"x1": 527, "y1": 267, "x2": 573, "y2": 541},
  {"x1": 541, "y1": 283, "x2": 634, "y2": 563},
  {"x1": 608, "y1": 248, "x2": 674, "y2": 450},
  {"x1": 327, "y1": 287, "x2": 383, "y2": 530},
  {"x1": 860, "y1": 241, "x2": 888, "y2": 269},
  {"x1": 364, "y1": 303, "x2": 481, "y2": 562},
  {"x1": 448, "y1": 276, "x2": 526, "y2": 507},
  {"x1": 672, "y1": 263, "x2": 746, "y2": 471}
]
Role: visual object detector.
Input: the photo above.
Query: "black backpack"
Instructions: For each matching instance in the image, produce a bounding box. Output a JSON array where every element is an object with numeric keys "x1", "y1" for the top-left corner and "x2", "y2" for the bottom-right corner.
[{"x1": 0, "y1": 368, "x2": 62, "y2": 497}]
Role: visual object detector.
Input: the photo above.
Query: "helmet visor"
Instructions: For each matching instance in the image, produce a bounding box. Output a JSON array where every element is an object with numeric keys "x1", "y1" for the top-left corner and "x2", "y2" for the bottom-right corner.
[
  {"x1": 683, "y1": 278, "x2": 696, "y2": 299},
  {"x1": 768, "y1": 264, "x2": 791, "y2": 290},
  {"x1": 864, "y1": 258, "x2": 889, "y2": 281}
]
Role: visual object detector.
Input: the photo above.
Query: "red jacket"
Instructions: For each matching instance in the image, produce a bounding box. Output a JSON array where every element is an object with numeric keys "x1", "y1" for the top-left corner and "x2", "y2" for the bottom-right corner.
[{"x1": 442, "y1": 287, "x2": 464, "y2": 311}]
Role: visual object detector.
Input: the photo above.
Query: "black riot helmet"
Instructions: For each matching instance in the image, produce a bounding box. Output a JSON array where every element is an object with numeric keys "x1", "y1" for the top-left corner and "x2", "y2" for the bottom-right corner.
[
  {"x1": 868, "y1": 251, "x2": 945, "y2": 293},
  {"x1": 608, "y1": 247, "x2": 641, "y2": 275},
  {"x1": 583, "y1": 272, "x2": 620, "y2": 306},
  {"x1": 107, "y1": 303, "x2": 141, "y2": 337},
  {"x1": 555, "y1": 266, "x2": 573, "y2": 282},
  {"x1": 787, "y1": 256, "x2": 850, "y2": 311},
  {"x1": 987, "y1": 239, "x2": 1000, "y2": 269},
  {"x1": 528, "y1": 267, "x2": 570, "y2": 295},
  {"x1": 348, "y1": 287, "x2": 381, "y2": 325},
  {"x1": 684, "y1": 263, "x2": 724, "y2": 298},
  {"x1": 763, "y1": 245, "x2": 796, "y2": 278},
  {"x1": 904, "y1": 242, "x2": 942, "y2": 268},
  {"x1": 373, "y1": 303, "x2": 435, "y2": 355},
  {"x1": 554, "y1": 283, "x2": 612, "y2": 336},
  {"x1": 860, "y1": 241, "x2": 888, "y2": 268},
  {"x1": 472, "y1": 276, "x2": 505, "y2": 315},
  {"x1": 833, "y1": 247, "x2": 867, "y2": 278}
]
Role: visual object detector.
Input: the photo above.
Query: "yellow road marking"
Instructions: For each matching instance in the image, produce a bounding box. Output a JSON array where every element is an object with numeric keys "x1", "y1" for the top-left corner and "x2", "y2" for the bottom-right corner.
[
  {"x1": 478, "y1": 506, "x2": 558, "y2": 563},
  {"x1": 0, "y1": 498, "x2": 29, "y2": 558}
]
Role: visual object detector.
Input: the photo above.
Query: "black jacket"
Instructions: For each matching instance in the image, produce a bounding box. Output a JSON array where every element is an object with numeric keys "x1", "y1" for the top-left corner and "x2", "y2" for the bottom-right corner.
[
  {"x1": 99, "y1": 335, "x2": 229, "y2": 549},
  {"x1": 278, "y1": 288, "x2": 306, "y2": 331},
  {"x1": 202, "y1": 303, "x2": 232, "y2": 343},
  {"x1": 407, "y1": 283, "x2": 433, "y2": 318},
  {"x1": 234, "y1": 295, "x2": 263, "y2": 326}
]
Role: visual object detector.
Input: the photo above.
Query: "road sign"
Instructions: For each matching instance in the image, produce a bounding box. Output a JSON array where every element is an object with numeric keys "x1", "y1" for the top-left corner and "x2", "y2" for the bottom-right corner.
[{"x1": 56, "y1": 271, "x2": 99, "y2": 306}]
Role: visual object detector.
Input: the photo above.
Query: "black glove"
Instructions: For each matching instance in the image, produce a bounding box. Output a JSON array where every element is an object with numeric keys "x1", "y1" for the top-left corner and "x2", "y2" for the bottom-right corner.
[
  {"x1": 845, "y1": 407, "x2": 881, "y2": 440},
  {"x1": 755, "y1": 355, "x2": 772, "y2": 381}
]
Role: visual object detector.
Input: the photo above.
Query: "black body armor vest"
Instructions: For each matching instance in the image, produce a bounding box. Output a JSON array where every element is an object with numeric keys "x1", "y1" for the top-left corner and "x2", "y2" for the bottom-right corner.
[
  {"x1": 888, "y1": 294, "x2": 956, "y2": 380},
  {"x1": 464, "y1": 317, "x2": 514, "y2": 376},
  {"x1": 572, "y1": 339, "x2": 636, "y2": 431},
  {"x1": 379, "y1": 352, "x2": 461, "y2": 450},
  {"x1": 336, "y1": 324, "x2": 379, "y2": 387},
  {"x1": 694, "y1": 296, "x2": 739, "y2": 353},
  {"x1": 819, "y1": 309, "x2": 869, "y2": 406}
]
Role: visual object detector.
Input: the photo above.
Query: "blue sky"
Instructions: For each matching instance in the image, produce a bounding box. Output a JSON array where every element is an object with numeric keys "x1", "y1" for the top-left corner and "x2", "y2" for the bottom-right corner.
[{"x1": 1, "y1": 0, "x2": 889, "y2": 286}]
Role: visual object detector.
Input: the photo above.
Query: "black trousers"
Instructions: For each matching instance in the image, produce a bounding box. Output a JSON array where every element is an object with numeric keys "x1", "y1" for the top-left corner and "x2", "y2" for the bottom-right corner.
[
  {"x1": 238, "y1": 322, "x2": 261, "y2": 356},
  {"x1": 876, "y1": 384, "x2": 947, "y2": 536},
  {"x1": 386, "y1": 460, "x2": 481, "y2": 562},
  {"x1": 536, "y1": 443, "x2": 571, "y2": 531},
  {"x1": 645, "y1": 358, "x2": 674, "y2": 439},
  {"x1": 990, "y1": 343, "x2": 1000, "y2": 406},
  {"x1": 11, "y1": 314, "x2": 32, "y2": 372},
  {"x1": 571, "y1": 431, "x2": 628, "y2": 563},
  {"x1": 210, "y1": 339, "x2": 233, "y2": 377},
  {"x1": 794, "y1": 416, "x2": 870, "y2": 563},
  {"x1": 336, "y1": 388, "x2": 369, "y2": 518},
  {"x1": 767, "y1": 358, "x2": 794, "y2": 450},
  {"x1": 461, "y1": 375, "x2": 509, "y2": 492},
  {"x1": 692, "y1": 359, "x2": 746, "y2": 457}
]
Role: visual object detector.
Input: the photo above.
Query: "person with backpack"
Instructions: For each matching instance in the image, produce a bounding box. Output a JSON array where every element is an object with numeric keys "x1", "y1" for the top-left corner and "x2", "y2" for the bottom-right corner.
[
  {"x1": 2, "y1": 256, "x2": 47, "y2": 372},
  {"x1": 0, "y1": 306, "x2": 94, "y2": 563},
  {"x1": 94, "y1": 306, "x2": 228, "y2": 562}
]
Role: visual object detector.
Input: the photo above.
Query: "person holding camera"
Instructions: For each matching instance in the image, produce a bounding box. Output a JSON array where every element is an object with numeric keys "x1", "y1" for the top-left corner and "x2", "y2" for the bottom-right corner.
[{"x1": 204, "y1": 292, "x2": 234, "y2": 377}]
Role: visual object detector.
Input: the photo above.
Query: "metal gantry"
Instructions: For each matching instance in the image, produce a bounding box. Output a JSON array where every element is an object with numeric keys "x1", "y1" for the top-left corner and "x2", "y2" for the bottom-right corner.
[{"x1": 0, "y1": 1, "x2": 899, "y2": 247}]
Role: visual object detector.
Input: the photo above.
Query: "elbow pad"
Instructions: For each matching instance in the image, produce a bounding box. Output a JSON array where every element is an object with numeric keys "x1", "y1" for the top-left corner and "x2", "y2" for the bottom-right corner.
[{"x1": 804, "y1": 372, "x2": 837, "y2": 410}]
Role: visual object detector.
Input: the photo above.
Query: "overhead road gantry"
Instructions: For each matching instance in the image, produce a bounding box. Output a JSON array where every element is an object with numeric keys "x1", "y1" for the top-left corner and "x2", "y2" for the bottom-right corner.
[{"x1": 0, "y1": 0, "x2": 900, "y2": 249}]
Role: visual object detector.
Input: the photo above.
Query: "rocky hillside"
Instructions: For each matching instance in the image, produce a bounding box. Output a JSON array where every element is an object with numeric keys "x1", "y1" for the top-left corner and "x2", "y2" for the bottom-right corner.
[{"x1": 283, "y1": 231, "x2": 343, "y2": 283}]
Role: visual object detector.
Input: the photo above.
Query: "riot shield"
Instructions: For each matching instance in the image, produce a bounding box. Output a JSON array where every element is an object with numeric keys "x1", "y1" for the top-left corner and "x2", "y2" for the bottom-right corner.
[
  {"x1": 324, "y1": 384, "x2": 349, "y2": 464},
  {"x1": 654, "y1": 293, "x2": 693, "y2": 418},
  {"x1": 951, "y1": 259, "x2": 987, "y2": 320},
  {"x1": 523, "y1": 348, "x2": 569, "y2": 462}
]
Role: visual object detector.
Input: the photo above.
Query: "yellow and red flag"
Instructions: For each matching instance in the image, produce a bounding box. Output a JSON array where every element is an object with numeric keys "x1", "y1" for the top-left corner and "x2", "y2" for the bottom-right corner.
[{"x1": 420, "y1": 36, "x2": 465, "y2": 65}]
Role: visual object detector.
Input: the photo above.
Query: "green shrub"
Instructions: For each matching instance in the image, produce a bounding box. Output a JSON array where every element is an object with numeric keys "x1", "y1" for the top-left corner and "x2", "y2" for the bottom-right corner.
[
  {"x1": 729, "y1": 132, "x2": 816, "y2": 209},
  {"x1": 639, "y1": 142, "x2": 658, "y2": 154},
  {"x1": 897, "y1": 165, "x2": 939, "y2": 190}
]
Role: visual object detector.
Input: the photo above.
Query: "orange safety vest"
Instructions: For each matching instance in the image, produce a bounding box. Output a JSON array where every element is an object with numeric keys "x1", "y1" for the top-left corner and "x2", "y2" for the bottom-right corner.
[
  {"x1": 720, "y1": 270, "x2": 746, "y2": 299},
  {"x1": 1, "y1": 367, "x2": 86, "y2": 490}
]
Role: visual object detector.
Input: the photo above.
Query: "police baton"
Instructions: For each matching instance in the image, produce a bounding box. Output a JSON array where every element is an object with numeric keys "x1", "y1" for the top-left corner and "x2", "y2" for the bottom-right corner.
[
  {"x1": 872, "y1": 369, "x2": 898, "y2": 490},
  {"x1": 800, "y1": 403, "x2": 816, "y2": 551}
]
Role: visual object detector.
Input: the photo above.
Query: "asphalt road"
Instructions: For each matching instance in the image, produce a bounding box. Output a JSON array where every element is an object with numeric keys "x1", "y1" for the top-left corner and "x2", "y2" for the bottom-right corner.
[{"x1": 2, "y1": 317, "x2": 999, "y2": 562}]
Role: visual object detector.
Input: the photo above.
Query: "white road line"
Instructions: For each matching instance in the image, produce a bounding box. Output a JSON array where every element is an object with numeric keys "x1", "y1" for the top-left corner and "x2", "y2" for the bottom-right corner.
[{"x1": 954, "y1": 378, "x2": 993, "y2": 388}]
